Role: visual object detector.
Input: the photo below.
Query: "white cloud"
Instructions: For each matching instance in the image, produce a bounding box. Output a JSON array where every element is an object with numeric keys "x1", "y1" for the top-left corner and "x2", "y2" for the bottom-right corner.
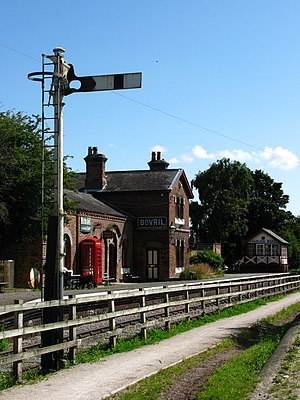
[
  {"x1": 169, "y1": 144, "x2": 299, "y2": 171},
  {"x1": 218, "y1": 148, "x2": 254, "y2": 162},
  {"x1": 151, "y1": 144, "x2": 167, "y2": 155},
  {"x1": 169, "y1": 157, "x2": 181, "y2": 164},
  {"x1": 181, "y1": 153, "x2": 194, "y2": 164},
  {"x1": 262, "y1": 146, "x2": 299, "y2": 170},
  {"x1": 192, "y1": 145, "x2": 215, "y2": 159}
]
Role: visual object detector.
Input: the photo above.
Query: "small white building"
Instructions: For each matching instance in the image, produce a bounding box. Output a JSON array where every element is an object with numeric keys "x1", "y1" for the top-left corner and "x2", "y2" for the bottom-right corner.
[{"x1": 239, "y1": 228, "x2": 289, "y2": 272}]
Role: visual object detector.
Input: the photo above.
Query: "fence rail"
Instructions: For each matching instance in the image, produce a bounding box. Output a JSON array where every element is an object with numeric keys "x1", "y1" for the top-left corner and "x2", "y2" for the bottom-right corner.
[{"x1": 0, "y1": 272, "x2": 299, "y2": 381}]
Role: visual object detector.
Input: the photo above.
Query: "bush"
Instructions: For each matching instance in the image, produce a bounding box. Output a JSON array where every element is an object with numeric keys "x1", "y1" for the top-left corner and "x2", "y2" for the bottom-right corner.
[
  {"x1": 0, "y1": 326, "x2": 9, "y2": 352},
  {"x1": 180, "y1": 263, "x2": 214, "y2": 280},
  {"x1": 190, "y1": 250, "x2": 224, "y2": 273}
]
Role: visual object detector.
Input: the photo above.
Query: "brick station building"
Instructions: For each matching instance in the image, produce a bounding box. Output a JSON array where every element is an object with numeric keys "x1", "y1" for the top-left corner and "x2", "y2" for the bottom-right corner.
[
  {"x1": 12, "y1": 147, "x2": 193, "y2": 286},
  {"x1": 73, "y1": 147, "x2": 194, "y2": 281}
]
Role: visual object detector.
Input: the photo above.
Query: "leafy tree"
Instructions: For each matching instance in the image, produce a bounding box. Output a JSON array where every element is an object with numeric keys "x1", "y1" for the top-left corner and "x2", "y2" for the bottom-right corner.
[
  {"x1": 190, "y1": 158, "x2": 292, "y2": 266},
  {"x1": 279, "y1": 215, "x2": 300, "y2": 269},
  {"x1": 191, "y1": 158, "x2": 253, "y2": 264},
  {"x1": 0, "y1": 111, "x2": 76, "y2": 258},
  {"x1": 0, "y1": 112, "x2": 43, "y2": 253},
  {"x1": 248, "y1": 169, "x2": 289, "y2": 235}
]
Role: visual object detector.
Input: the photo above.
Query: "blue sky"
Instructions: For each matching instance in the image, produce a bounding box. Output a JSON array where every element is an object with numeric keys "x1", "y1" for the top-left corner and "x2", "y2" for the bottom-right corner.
[{"x1": 1, "y1": 1, "x2": 300, "y2": 215}]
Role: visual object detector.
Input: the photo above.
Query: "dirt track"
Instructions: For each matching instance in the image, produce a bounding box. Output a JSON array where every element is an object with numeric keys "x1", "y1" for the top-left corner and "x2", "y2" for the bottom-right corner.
[{"x1": 2, "y1": 291, "x2": 300, "y2": 400}]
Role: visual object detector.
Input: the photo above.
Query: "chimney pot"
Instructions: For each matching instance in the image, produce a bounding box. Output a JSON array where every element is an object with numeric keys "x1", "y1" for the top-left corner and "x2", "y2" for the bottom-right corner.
[
  {"x1": 84, "y1": 146, "x2": 107, "y2": 190},
  {"x1": 148, "y1": 151, "x2": 169, "y2": 171}
]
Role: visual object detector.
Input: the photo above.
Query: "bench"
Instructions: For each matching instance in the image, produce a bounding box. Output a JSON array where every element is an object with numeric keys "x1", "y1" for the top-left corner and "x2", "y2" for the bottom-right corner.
[
  {"x1": 102, "y1": 273, "x2": 116, "y2": 284},
  {"x1": 0, "y1": 282, "x2": 8, "y2": 293}
]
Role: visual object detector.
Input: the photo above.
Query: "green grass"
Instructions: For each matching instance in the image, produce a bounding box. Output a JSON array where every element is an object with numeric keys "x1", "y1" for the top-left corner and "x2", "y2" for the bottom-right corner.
[
  {"x1": 268, "y1": 334, "x2": 300, "y2": 399},
  {"x1": 194, "y1": 304, "x2": 300, "y2": 400},
  {"x1": 196, "y1": 334, "x2": 282, "y2": 400},
  {"x1": 110, "y1": 338, "x2": 236, "y2": 400},
  {"x1": 108, "y1": 302, "x2": 300, "y2": 400}
]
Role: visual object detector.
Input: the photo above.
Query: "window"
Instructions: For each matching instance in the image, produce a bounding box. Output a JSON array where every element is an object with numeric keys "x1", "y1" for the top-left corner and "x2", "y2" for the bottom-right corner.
[
  {"x1": 255, "y1": 243, "x2": 281, "y2": 256},
  {"x1": 265, "y1": 244, "x2": 272, "y2": 256},
  {"x1": 257, "y1": 244, "x2": 264, "y2": 256},
  {"x1": 273, "y1": 245, "x2": 280, "y2": 256},
  {"x1": 175, "y1": 196, "x2": 185, "y2": 219},
  {"x1": 63, "y1": 234, "x2": 72, "y2": 269},
  {"x1": 176, "y1": 239, "x2": 184, "y2": 267},
  {"x1": 247, "y1": 243, "x2": 256, "y2": 257},
  {"x1": 147, "y1": 249, "x2": 158, "y2": 265}
]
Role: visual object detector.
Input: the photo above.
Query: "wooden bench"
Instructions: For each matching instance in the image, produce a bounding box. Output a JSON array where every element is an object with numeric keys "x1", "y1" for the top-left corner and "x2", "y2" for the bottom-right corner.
[
  {"x1": 0, "y1": 282, "x2": 8, "y2": 293},
  {"x1": 102, "y1": 273, "x2": 116, "y2": 284}
]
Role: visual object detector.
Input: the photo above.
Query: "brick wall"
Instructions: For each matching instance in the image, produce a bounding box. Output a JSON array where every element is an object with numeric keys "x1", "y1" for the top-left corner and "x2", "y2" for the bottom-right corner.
[{"x1": 94, "y1": 174, "x2": 191, "y2": 280}]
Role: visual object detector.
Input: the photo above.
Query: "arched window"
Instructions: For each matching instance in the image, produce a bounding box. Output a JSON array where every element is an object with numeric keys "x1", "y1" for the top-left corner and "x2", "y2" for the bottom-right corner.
[{"x1": 64, "y1": 234, "x2": 72, "y2": 270}]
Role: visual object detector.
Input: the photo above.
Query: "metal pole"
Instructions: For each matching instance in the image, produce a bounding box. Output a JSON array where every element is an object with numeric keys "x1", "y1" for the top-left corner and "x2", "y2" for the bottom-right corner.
[{"x1": 53, "y1": 47, "x2": 65, "y2": 299}]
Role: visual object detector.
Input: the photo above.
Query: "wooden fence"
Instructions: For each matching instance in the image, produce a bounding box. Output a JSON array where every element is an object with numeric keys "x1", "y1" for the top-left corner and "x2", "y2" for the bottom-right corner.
[{"x1": 0, "y1": 272, "x2": 300, "y2": 381}]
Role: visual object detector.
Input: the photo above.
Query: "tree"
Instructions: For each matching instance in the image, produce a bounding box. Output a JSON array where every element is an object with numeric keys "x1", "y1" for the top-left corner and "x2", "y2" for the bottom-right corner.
[
  {"x1": 191, "y1": 158, "x2": 253, "y2": 264},
  {"x1": 0, "y1": 111, "x2": 76, "y2": 258},
  {"x1": 279, "y1": 214, "x2": 300, "y2": 269},
  {"x1": 248, "y1": 169, "x2": 289, "y2": 235},
  {"x1": 0, "y1": 112, "x2": 43, "y2": 253},
  {"x1": 190, "y1": 158, "x2": 291, "y2": 265}
]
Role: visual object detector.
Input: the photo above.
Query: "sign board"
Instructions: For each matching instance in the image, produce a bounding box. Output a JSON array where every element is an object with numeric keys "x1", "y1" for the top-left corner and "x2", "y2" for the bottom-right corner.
[
  {"x1": 91, "y1": 73, "x2": 142, "y2": 91},
  {"x1": 138, "y1": 217, "x2": 167, "y2": 229},
  {"x1": 103, "y1": 230, "x2": 113, "y2": 239},
  {"x1": 80, "y1": 216, "x2": 91, "y2": 233},
  {"x1": 64, "y1": 64, "x2": 142, "y2": 95}
]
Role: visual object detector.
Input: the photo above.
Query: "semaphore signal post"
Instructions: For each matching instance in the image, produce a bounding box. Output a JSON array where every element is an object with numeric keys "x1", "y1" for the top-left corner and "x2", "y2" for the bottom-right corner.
[{"x1": 28, "y1": 47, "x2": 142, "y2": 370}]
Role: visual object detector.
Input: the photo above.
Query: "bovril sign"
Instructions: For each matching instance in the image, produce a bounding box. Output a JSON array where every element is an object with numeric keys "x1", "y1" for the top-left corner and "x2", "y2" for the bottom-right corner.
[{"x1": 138, "y1": 217, "x2": 167, "y2": 228}]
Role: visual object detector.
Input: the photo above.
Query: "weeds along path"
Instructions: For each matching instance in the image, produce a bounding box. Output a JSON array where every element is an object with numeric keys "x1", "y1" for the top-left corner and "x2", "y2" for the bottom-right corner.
[
  {"x1": 2, "y1": 292, "x2": 300, "y2": 400},
  {"x1": 250, "y1": 315, "x2": 300, "y2": 400}
]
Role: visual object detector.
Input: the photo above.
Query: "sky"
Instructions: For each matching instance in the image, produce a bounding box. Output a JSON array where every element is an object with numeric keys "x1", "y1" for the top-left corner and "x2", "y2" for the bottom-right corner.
[{"x1": 1, "y1": 1, "x2": 300, "y2": 215}]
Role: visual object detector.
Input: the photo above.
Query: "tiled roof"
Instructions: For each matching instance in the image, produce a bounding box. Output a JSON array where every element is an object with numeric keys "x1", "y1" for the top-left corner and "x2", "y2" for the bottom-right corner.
[
  {"x1": 64, "y1": 189, "x2": 128, "y2": 218},
  {"x1": 104, "y1": 169, "x2": 182, "y2": 192},
  {"x1": 76, "y1": 169, "x2": 193, "y2": 198},
  {"x1": 261, "y1": 228, "x2": 289, "y2": 244}
]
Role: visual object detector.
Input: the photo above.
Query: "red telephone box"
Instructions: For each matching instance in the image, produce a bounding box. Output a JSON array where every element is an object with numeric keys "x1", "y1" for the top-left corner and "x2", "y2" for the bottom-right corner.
[{"x1": 80, "y1": 238, "x2": 103, "y2": 284}]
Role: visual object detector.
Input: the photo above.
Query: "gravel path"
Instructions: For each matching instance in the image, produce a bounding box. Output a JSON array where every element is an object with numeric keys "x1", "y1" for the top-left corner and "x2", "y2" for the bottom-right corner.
[{"x1": 2, "y1": 292, "x2": 300, "y2": 400}]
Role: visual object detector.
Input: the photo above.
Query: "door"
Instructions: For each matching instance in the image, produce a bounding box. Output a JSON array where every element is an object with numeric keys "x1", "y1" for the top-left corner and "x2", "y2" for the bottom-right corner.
[{"x1": 147, "y1": 249, "x2": 159, "y2": 280}]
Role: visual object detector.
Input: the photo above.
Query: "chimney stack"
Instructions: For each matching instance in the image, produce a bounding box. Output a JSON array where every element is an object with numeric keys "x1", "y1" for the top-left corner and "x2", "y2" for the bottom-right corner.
[
  {"x1": 84, "y1": 146, "x2": 107, "y2": 190},
  {"x1": 148, "y1": 151, "x2": 169, "y2": 171}
]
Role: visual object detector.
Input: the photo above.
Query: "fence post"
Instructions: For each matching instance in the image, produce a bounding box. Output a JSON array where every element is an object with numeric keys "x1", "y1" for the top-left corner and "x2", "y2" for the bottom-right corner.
[
  {"x1": 228, "y1": 284, "x2": 232, "y2": 305},
  {"x1": 139, "y1": 288, "x2": 147, "y2": 340},
  {"x1": 185, "y1": 286, "x2": 190, "y2": 321},
  {"x1": 108, "y1": 292, "x2": 116, "y2": 347},
  {"x1": 68, "y1": 294, "x2": 77, "y2": 363},
  {"x1": 164, "y1": 286, "x2": 170, "y2": 330},
  {"x1": 216, "y1": 285, "x2": 220, "y2": 309},
  {"x1": 13, "y1": 299, "x2": 23, "y2": 382},
  {"x1": 201, "y1": 287, "x2": 206, "y2": 314},
  {"x1": 239, "y1": 284, "x2": 243, "y2": 302}
]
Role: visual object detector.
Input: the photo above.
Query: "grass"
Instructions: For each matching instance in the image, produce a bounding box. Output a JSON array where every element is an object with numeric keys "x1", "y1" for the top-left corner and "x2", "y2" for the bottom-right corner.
[
  {"x1": 196, "y1": 331, "x2": 283, "y2": 400},
  {"x1": 110, "y1": 338, "x2": 236, "y2": 400},
  {"x1": 109, "y1": 303, "x2": 300, "y2": 400},
  {"x1": 268, "y1": 334, "x2": 300, "y2": 399}
]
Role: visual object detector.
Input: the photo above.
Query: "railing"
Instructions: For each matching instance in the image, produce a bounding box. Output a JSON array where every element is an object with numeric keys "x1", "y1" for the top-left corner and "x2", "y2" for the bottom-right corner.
[
  {"x1": 243, "y1": 255, "x2": 288, "y2": 265},
  {"x1": 0, "y1": 273, "x2": 299, "y2": 381}
]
